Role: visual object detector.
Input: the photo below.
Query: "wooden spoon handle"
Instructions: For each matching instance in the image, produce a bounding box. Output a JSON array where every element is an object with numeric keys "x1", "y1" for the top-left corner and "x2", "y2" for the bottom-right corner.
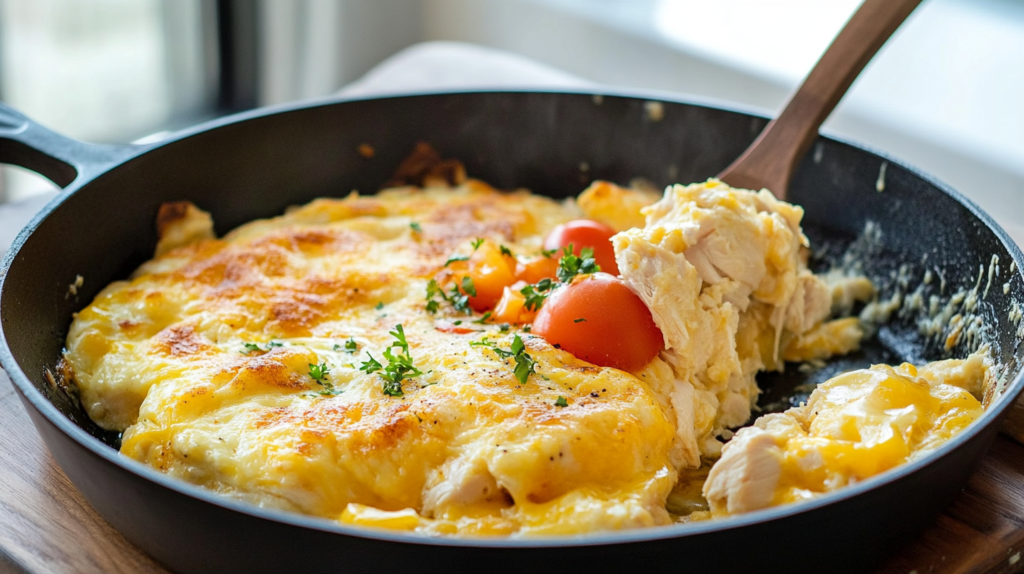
[{"x1": 718, "y1": 0, "x2": 923, "y2": 199}]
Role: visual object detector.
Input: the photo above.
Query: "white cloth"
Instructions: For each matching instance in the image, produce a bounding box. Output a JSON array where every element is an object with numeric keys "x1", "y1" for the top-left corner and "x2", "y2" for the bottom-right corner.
[{"x1": 338, "y1": 41, "x2": 591, "y2": 97}]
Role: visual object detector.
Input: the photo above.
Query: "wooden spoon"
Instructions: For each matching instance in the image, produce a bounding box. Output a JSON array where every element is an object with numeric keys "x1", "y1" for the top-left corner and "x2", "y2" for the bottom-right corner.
[{"x1": 717, "y1": 0, "x2": 923, "y2": 199}]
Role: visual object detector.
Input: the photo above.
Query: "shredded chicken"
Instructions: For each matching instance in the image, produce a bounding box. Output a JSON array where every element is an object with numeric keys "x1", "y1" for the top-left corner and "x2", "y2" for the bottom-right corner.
[{"x1": 614, "y1": 179, "x2": 861, "y2": 466}]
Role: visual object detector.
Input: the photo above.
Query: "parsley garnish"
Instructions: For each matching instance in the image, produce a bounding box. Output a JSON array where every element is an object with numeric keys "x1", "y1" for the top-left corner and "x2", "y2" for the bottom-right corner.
[
  {"x1": 556, "y1": 245, "x2": 600, "y2": 283},
  {"x1": 242, "y1": 341, "x2": 283, "y2": 354},
  {"x1": 520, "y1": 278, "x2": 556, "y2": 311},
  {"x1": 499, "y1": 245, "x2": 513, "y2": 257},
  {"x1": 444, "y1": 255, "x2": 469, "y2": 267},
  {"x1": 447, "y1": 284, "x2": 471, "y2": 314},
  {"x1": 473, "y1": 311, "x2": 493, "y2": 324},
  {"x1": 375, "y1": 301, "x2": 385, "y2": 310},
  {"x1": 573, "y1": 318, "x2": 587, "y2": 323},
  {"x1": 555, "y1": 396, "x2": 568, "y2": 408},
  {"x1": 472, "y1": 334, "x2": 536, "y2": 385},
  {"x1": 360, "y1": 324, "x2": 423, "y2": 397},
  {"x1": 425, "y1": 278, "x2": 472, "y2": 315},
  {"x1": 359, "y1": 354, "x2": 383, "y2": 375},
  {"x1": 410, "y1": 222, "x2": 423, "y2": 233},
  {"x1": 512, "y1": 246, "x2": 601, "y2": 315},
  {"x1": 309, "y1": 362, "x2": 330, "y2": 381},
  {"x1": 425, "y1": 279, "x2": 442, "y2": 314},
  {"x1": 461, "y1": 276, "x2": 477, "y2": 297},
  {"x1": 541, "y1": 248, "x2": 557, "y2": 259},
  {"x1": 338, "y1": 337, "x2": 358, "y2": 353},
  {"x1": 510, "y1": 335, "x2": 537, "y2": 384},
  {"x1": 307, "y1": 362, "x2": 342, "y2": 396},
  {"x1": 471, "y1": 238, "x2": 485, "y2": 250}
]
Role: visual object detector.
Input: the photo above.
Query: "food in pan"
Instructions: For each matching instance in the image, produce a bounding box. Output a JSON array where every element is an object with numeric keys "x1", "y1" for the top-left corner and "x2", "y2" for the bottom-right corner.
[{"x1": 59, "y1": 148, "x2": 990, "y2": 536}]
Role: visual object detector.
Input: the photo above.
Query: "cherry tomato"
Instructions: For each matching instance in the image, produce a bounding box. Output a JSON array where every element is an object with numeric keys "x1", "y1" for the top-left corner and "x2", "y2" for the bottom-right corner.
[
  {"x1": 532, "y1": 273, "x2": 662, "y2": 372},
  {"x1": 490, "y1": 283, "x2": 536, "y2": 324},
  {"x1": 457, "y1": 241, "x2": 516, "y2": 312},
  {"x1": 515, "y1": 254, "x2": 559, "y2": 283},
  {"x1": 543, "y1": 220, "x2": 619, "y2": 276}
]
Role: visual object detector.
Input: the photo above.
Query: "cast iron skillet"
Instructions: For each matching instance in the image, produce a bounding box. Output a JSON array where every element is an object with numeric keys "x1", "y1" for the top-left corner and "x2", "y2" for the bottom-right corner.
[{"x1": 1, "y1": 91, "x2": 1023, "y2": 574}]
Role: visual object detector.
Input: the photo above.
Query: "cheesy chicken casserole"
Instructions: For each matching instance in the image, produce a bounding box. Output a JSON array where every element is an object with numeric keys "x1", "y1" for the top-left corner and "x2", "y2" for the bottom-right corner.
[{"x1": 61, "y1": 147, "x2": 990, "y2": 536}]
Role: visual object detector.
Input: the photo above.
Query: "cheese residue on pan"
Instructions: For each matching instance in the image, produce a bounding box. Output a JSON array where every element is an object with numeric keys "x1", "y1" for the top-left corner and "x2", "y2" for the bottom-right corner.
[{"x1": 61, "y1": 151, "x2": 990, "y2": 536}]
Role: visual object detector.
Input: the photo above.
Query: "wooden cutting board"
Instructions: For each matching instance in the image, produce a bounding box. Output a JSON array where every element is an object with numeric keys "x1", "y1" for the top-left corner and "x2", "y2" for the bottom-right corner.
[{"x1": 1, "y1": 370, "x2": 1023, "y2": 574}]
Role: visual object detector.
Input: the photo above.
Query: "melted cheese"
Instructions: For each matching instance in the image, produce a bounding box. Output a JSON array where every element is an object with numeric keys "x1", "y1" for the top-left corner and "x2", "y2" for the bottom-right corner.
[
  {"x1": 65, "y1": 182, "x2": 677, "y2": 536},
  {"x1": 63, "y1": 173, "x2": 987, "y2": 535},
  {"x1": 702, "y1": 356, "x2": 988, "y2": 515}
]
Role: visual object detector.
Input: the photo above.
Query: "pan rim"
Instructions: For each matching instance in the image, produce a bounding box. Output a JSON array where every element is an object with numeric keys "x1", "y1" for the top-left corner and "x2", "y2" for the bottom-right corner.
[{"x1": 1, "y1": 87, "x2": 1023, "y2": 549}]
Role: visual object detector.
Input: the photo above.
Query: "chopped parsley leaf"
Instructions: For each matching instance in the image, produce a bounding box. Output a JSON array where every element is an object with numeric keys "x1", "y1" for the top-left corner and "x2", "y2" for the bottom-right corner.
[
  {"x1": 425, "y1": 279, "x2": 442, "y2": 314},
  {"x1": 499, "y1": 245, "x2": 513, "y2": 257},
  {"x1": 520, "y1": 277, "x2": 556, "y2": 311},
  {"x1": 308, "y1": 362, "x2": 330, "y2": 382},
  {"x1": 555, "y1": 396, "x2": 568, "y2": 408},
  {"x1": 473, "y1": 311, "x2": 492, "y2": 324},
  {"x1": 556, "y1": 245, "x2": 600, "y2": 283},
  {"x1": 307, "y1": 361, "x2": 342, "y2": 397},
  {"x1": 573, "y1": 318, "x2": 587, "y2": 323},
  {"x1": 359, "y1": 354, "x2": 383, "y2": 375},
  {"x1": 448, "y1": 284, "x2": 471, "y2": 314},
  {"x1": 541, "y1": 248, "x2": 557, "y2": 259},
  {"x1": 425, "y1": 278, "x2": 471, "y2": 315},
  {"x1": 409, "y1": 222, "x2": 423, "y2": 233},
  {"x1": 471, "y1": 238, "x2": 485, "y2": 250},
  {"x1": 375, "y1": 301, "x2": 385, "y2": 310},
  {"x1": 361, "y1": 324, "x2": 423, "y2": 397},
  {"x1": 344, "y1": 337, "x2": 358, "y2": 353},
  {"x1": 444, "y1": 255, "x2": 469, "y2": 267},
  {"x1": 510, "y1": 335, "x2": 536, "y2": 384},
  {"x1": 461, "y1": 276, "x2": 477, "y2": 297},
  {"x1": 473, "y1": 334, "x2": 536, "y2": 385},
  {"x1": 381, "y1": 378, "x2": 404, "y2": 397},
  {"x1": 242, "y1": 341, "x2": 283, "y2": 354},
  {"x1": 514, "y1": 247, "x2": 599, "y2": 315}
]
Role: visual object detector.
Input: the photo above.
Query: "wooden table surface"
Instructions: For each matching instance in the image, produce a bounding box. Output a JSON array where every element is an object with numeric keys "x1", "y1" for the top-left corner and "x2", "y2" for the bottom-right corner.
[{"x1": 2, "y1": 368, "x2": 1023, "y2": 574}]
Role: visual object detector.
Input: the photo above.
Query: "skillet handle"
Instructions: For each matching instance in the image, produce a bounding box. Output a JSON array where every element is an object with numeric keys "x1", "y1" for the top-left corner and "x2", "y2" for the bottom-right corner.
[{"x1": 0, "y1": 100, "x2": 138, "y2": 189}]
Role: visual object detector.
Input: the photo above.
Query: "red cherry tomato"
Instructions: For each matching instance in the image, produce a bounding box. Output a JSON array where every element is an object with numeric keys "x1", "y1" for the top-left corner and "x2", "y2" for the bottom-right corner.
[
  {"x1": 456, "y1": 241, "x2": 517, "y2": 312},
  {"x1": 543, "y1": 220, "x2": 619, "y2": 276},
  {"x1": 515, "y1": 255, "x2": 559, "y2": 283},
  {"x1": 532, "y1": 273, "x2": 662, "y2": 371}
]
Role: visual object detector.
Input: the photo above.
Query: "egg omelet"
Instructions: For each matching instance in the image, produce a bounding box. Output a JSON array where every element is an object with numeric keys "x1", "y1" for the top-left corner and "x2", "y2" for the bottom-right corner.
[{"x1": 61, "y1": 150, "x2": 990, "y2": 535}]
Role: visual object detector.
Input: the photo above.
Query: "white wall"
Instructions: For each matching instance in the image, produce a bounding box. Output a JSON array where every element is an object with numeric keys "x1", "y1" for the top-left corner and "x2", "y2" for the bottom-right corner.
[{"x1": 421, "y1": 0, "x2": 1024, "y2": 243}]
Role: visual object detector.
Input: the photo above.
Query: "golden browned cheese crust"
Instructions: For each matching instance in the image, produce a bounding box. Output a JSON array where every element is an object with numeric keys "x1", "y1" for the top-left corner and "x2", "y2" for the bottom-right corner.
[{"x1": 63, "y1": 181, "x2": 678, "y2": 536}]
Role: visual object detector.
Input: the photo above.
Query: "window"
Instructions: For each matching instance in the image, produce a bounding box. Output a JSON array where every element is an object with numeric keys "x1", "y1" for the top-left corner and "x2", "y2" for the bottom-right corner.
[{"x1": 0, "y1": 0, "x2": 217, "y2": 201}]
